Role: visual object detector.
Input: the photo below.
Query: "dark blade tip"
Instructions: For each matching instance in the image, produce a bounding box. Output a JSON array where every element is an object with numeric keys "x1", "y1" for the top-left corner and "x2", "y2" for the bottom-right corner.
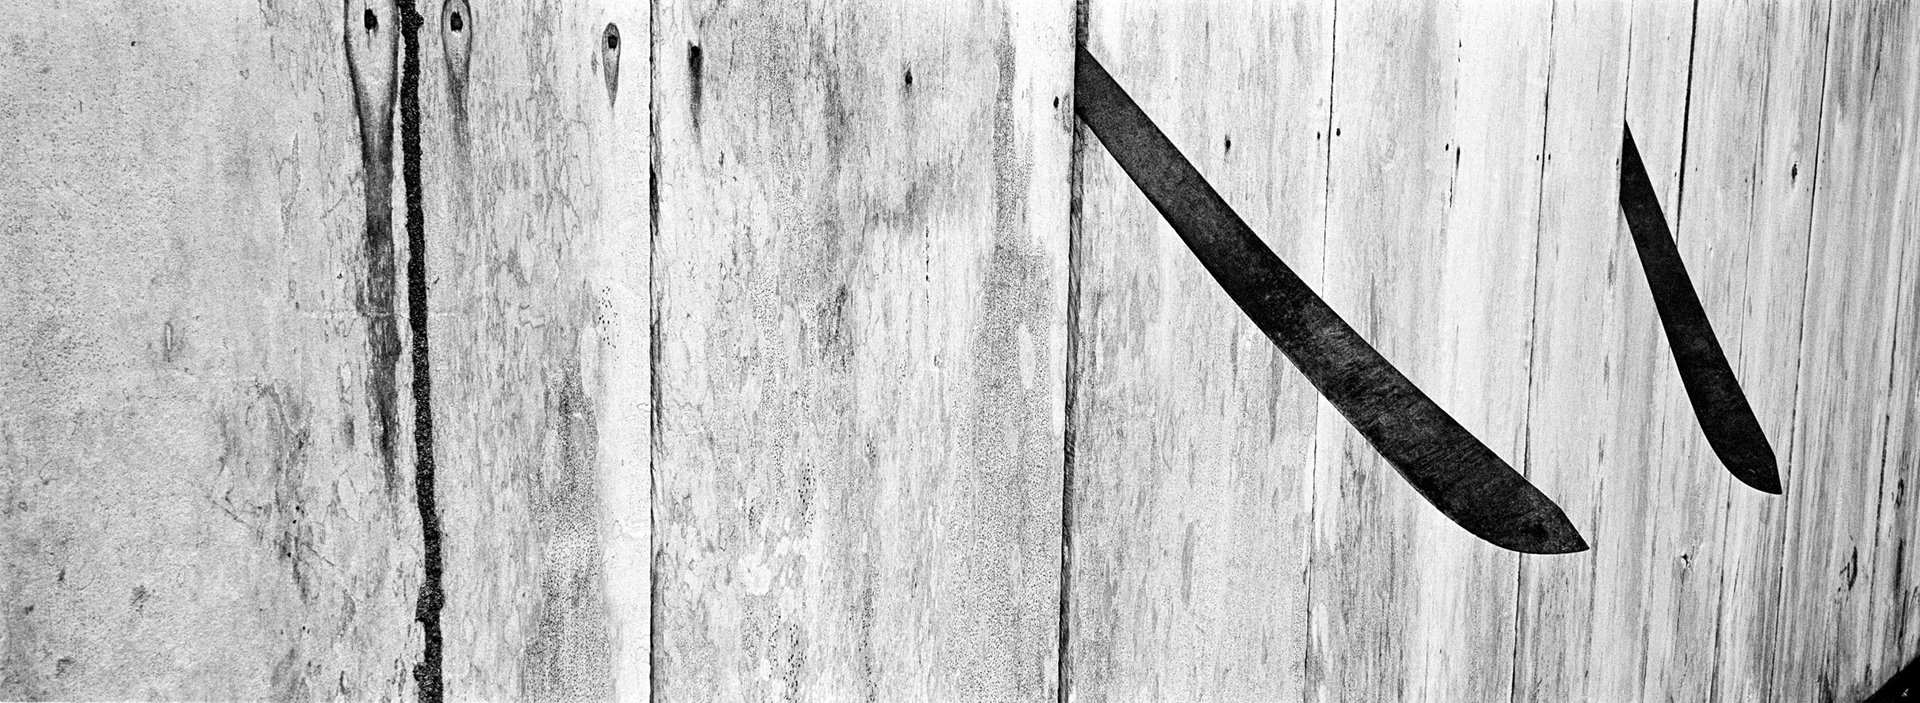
[
  {"x1": 1494, "y1": 525, "x2": 1590, "y2": 555},
  {"x1": 1713, "y1": 440, "x2": 1783, "y2": 494},
  {"x1": 1475, "y1": 506, "x2": 1590, "y2": 555},
  {"x1": 1732, "y1": 460, "x2": 1784, "y2": 495}
]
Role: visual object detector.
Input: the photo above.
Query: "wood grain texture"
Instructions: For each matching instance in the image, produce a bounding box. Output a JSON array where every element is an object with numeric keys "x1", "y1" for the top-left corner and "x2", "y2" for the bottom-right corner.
[
  {"x1": 7, "y1": 1, "x2": 1920, "y2": 700},
  {"x1": 1775, "y1": 2, "x2": 1920, "y2": 700},
  {"x1": 1306, "y1": 2, "x2": 1552, "y2": 700},
  {"x1": 1510, "y1": 4, "x2": 1647, "y2": 700},
  {"x1": 0, "y1": 2, "x2": 422, "y2": 698},
  {"x1": 1624, "y1": 0, "x2": 1743, "y2": 698},
  {"x1": 1067, "y1": 2, "x2": 1330, "y2": 700},
  {"x1": 648, "y1": 0, "x2": 1072, "y2": 699},
  {"x1": 417, "y1": 0, "x2": 652, "y2": 698},
  {"x1": 1693, "y1": 1, "x2": 1831, "y2": 700}
]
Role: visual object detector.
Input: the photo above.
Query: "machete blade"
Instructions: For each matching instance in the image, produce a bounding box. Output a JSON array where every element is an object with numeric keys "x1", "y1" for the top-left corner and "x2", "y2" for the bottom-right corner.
[
  {"x1": 1074, "y1": 46, "x2": 1587, "y2": 554},
  {"x1": 1618, "y1": 124, "x2": 1783, "y2": 494}
]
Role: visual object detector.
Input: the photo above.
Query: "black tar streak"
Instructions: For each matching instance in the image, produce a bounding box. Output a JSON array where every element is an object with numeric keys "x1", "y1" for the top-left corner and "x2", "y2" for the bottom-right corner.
[{"x1": 397, "y1": 0, "x2": 445, "y2": 699}]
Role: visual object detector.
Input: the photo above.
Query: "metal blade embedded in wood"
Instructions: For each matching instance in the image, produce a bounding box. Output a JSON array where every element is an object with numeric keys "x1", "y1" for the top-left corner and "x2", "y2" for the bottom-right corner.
[
  {"x1": 1619, "y1": 124, "x2": 1783, "y2": 495},
  {"x1": 1073, "y1": 45, "x2": 1587, "y2": 554}
]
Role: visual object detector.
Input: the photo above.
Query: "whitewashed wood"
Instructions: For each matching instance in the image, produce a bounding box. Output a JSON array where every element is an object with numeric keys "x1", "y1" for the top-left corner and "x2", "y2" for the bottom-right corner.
[
  {"x1": 1510, "y1": 4, "x2": 1644, "y2": 700},
  {"x1": 1626, "y1": 0, "x2": 1751, "y2": 698},
  {"x1": 418, "y1": 0, "x2": 652, "y2": 698},
  {"x1": 1855, "y1": 5, "x2": 1920, "y2": 690},
  {"x1": 7, "y1": 3, "x2": 1920, "y2": 701},
  {"x1": 0, "y1": 2, "x2": 421, "y2": 697},
  {"x1": 1773, "y1": 3, "x2": 1920, "y2": 700},
  {"x1": 1697, "y1": 2, "x2": 1831, "y2": 701},
  {"x1": 1068, "y1": 2, "x2": 1330, "y2": 700},
  {"x1": 1307, "y1": 1, "x2": 1553, "y2": 700},
  {"x1": 648, "y1": 1, "x2": 1072, "y2": 699},
  {"x1": 1514, "y1": 4, "x2": 1631, "y2": 695}
]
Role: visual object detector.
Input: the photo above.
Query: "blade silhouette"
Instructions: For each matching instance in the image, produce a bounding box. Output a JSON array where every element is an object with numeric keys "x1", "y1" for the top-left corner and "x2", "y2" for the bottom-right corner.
[
  {"x1": 1074, "y1": 46, "x2": 1587, "y2": 554},
  {"x1": 1619, "y1": 124, "x2": 1782, "y2": 494}
]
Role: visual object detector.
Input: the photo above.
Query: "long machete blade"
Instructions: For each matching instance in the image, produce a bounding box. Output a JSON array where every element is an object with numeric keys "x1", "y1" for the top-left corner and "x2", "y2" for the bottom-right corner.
[
  {"x1": 1074, "y1": 46, "x2": 1587, "y2": 554},
  {"x1": 1619, "y1": 124, "x2": 1782, "y2": 494}
]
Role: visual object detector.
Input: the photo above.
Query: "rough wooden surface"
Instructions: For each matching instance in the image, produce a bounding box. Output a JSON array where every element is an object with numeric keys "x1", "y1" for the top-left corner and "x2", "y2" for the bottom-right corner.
[
  {"x1": 418, "y1": 0, "x2": 652, "y2": 699},
  {"x1": 1068, "y1": 2, "x2": 1330, "y2": 700},
  {"x1": 1, "y1": 2, "x2": 422, "y2": 698},
  {"x1": 1776, "y1": 3, "x2": 1920, "y2": 700},
  {"x1": 647, "y1": 0, "x2": 1072, "y2": 699},
  {"x1": 1307, "y1": 2, "x2": 1550, "y2": 700},
  {"x1": 1510, "y1": 2, "x2": 1643, "y2": 699},
  {"x1": 6, "y1": 1, "x2": 1920, "y2": 701}
]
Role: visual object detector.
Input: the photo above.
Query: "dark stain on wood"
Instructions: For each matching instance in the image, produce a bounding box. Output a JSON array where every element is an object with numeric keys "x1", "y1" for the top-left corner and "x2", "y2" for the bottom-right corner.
[
  {"x1": 687, "y1": 42, "x2": 703, "y2": 130},
  {"x1": 344, "y1": 0, "x2": 403, "y2": 497},
  {"x1": 439, "y1": 0, "x2": 472, "y2": 132},
  {"x1": 601, "y1": 23, "x2": 621, "y2": 106},
  {"x1": 523, "y1": 352, "x2": 614, "y2": 700}
]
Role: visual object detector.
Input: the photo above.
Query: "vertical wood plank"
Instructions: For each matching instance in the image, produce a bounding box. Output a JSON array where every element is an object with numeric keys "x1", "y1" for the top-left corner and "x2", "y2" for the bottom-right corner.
[
  {"x1": 0, "y1": 2, "x2": 421, "y2": 698},
  {"x1": 1859, "y1": 4, "x2": 1920, "y2": 688},
  {"x1": 1700, "y1": 1, "x2": 1831, "y2": 701},
  {"x1": 1630, "y1": 0, "x2": 1751, "y2": 698},
  {"x1": 1514, "y1": 1, "x2": 1723, "y2": 698},
  {"x1": 1510, "y1": 1, "x2": 1641, "y2": 700},
  {"x1": 1068, "y1": 1, "x2": 1331, "y2": 700},
  {"x1": 1511, "y1": 1, "x2": 1644, "y2": 694},
  {"x1": 419, "y1": 0, "x2": 652, "y2": 697},
  {"x1": 1310, "y1": 2, "x2": 1551, "y2": 700},
  {"x1": 1617, "y1": 3, "x2": 1712, "y2": 695},
  {"x1": 1775, "y1": 3, "x2": 1920, "y2": 700},
  {"x1": 649, "y1": 1, "x2": 1072, "y2": 699}
]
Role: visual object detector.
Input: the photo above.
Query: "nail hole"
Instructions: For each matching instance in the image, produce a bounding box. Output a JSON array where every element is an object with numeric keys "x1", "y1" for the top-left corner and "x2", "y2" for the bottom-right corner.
[
  {"x1": 904, "y1": 67, "x2": 913, "y2": 87},
  {"x1": 450, "y1": 10, "x2": 462, "y2": 32},
  {"x1": 605, "y1": 28, "x2": 619, "y2": 50},
  {"x1": 364, "y1": 9, "x2": 378, "y2": 32}
]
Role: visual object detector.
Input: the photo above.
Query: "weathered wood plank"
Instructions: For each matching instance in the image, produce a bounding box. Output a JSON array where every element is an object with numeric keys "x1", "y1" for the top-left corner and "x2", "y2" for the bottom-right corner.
[
  {"x1": 1630, "y1": 0, "x2": 1755, "y2": 698},
  {"x1": 1858, "y1": 4, "x2": 1920, "y2": 689},
  {"x1": 1512, "y1": 1, "x2": 1763, "y2": 698},
  {"x1": 1067, "y1": 2, "x2": 1331, "y2": 700},
  {"x1": 1510, "y1": 1, "x2": 1640, "y2": 700},
  {"x1": 1775, "y1": 3, "x2": 1920, "y2": 700},
  {"x1": 1512, "y1": 1, "x2": 1635, "y2": 699},
  {"x1": 0, "y1": 1, "x2": 422, "y2": 697},
  {"x1": 1699, "y1": 1, "x2": 1831, "y2": 701},
  {"x1": 1309, "y1": 2, "x2": 1551, "y2": 700},
  {"x1": 649, "y1": 1, "x2": 1073, "y2": 699},
  {"x1": 418, "y1": 0, "x2": 652, "y2": 698}
]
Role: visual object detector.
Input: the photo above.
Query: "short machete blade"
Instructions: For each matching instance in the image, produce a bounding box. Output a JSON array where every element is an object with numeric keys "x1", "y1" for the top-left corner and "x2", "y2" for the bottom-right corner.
[
  {"x1": 1074, "y1": 46, "x2": 1587, "y2": 554},
  {"x1": 1619, "y1": 124, "x2": 1783, "y2": 495}
]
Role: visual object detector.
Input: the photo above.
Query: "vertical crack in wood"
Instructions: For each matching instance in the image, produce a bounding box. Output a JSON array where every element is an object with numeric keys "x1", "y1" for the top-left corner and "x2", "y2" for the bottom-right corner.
[
  {"x1": 1057, "y1": 6, "x2": 1088, "y2": 702},
  {"x1": 646, "y1": 3, "x2": 664, "y2": 698},
  {"x1": 1766, "y1": 5, "x2": 1836, "y2": 695},
  {"x1": 1303, "y1": 4, "x2": 1338, "y2": 697},
  {"x1": 1509, "y1": 3, "x2": 1562, "y2": 700},
  {"x1": 1672, "y1": 0, "x2": 1703, "y2": 230}
]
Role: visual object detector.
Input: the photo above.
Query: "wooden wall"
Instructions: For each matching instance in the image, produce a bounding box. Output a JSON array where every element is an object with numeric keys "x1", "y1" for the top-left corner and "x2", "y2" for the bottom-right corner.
[{"x1": 2, "y1": 0, "x2": 1915, "y2": 700}]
